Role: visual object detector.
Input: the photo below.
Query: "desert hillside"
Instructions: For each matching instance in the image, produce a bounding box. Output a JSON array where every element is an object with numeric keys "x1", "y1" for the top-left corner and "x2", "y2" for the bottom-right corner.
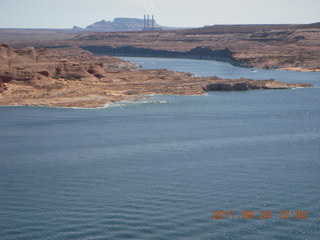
[{"x1": 0, "y1": 45, "x2": 312, "y2": 108}]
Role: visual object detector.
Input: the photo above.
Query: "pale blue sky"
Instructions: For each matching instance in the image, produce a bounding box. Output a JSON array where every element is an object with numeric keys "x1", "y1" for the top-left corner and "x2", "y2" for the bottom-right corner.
[{"x1": 1, "y1": 0, "x2": 319, "y2": 28}]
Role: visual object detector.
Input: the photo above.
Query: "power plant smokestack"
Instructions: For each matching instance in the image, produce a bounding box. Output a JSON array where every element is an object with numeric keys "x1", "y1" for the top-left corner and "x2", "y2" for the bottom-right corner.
[
  {"x1": 152, "y1": 15, "x2": 154, "y2": 29},
  {"x1": 143, "y1": 13, "x2": 160, "y2": 31},
  {"x1": 143, "y1": 1, "x2": 161, "y2": 31}
]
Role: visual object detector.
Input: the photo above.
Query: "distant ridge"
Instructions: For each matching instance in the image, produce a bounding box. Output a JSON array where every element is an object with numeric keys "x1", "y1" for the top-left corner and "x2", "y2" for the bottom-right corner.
[
  {"x1": 179, "y1": 22, "x2": 320, "y2": 34},
  {"x1": 73, "y1": 17, "x2": 178, "y2": 32}
]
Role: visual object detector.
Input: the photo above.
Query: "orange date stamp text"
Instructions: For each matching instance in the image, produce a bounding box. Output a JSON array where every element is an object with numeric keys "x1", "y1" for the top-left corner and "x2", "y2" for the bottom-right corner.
[{"x1": 211, "y1": 210, "x2": 309, "y2": 220}]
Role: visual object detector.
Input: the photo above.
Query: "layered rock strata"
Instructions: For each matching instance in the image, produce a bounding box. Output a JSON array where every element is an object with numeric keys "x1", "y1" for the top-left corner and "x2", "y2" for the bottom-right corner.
[{"x1": 0, "y1": 45, "x2": 312, "y2": 108}]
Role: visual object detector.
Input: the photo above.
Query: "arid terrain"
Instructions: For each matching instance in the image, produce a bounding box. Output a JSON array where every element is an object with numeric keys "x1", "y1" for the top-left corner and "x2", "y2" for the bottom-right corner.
[
  {"x1": 0, "y1": 45, "x2": 312, "y2": 108},
  {"x1": 1, "y1": 22, "x2": 319, "y2": 71},
  {"x1": 1, "y1": 23, "x2": 318, "y2": 108}
]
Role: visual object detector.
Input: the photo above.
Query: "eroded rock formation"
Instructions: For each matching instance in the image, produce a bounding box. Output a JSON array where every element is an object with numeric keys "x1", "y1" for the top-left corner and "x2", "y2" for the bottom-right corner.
[
  {"x1": 0, "y1": 45, "x2": 312, "y2": 108},
  {"x1": 202, "y1": 78, "x2": 310, "y2": 91},
  {"x1": 0, "y1": 79, "x2": 6, "y2": 92}
]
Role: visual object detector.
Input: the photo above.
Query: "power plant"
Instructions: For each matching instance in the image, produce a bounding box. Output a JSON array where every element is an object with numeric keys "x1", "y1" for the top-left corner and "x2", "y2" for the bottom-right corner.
[{"x1": 143, "y1": 14, "x2": 161, "y2": 31}]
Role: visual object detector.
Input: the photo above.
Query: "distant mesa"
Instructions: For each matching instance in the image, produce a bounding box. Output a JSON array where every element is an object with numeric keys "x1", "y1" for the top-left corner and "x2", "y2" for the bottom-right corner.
[
  {"x1": 79, "y1": 17, "x2": 167, "y2": 32},
  {"x1": 72, "y1": 25, "x2": 82, "y2": 31}
]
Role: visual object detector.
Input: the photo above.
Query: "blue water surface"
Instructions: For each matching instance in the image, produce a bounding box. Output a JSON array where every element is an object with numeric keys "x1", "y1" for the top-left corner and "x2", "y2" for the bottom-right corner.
[{"x1": 0, "y1": 58, "x2": 319, "y2": 240}]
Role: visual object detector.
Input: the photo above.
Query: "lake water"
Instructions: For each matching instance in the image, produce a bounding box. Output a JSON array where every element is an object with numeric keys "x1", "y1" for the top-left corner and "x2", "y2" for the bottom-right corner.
[{"x1": 0, "y1": 57, "x2": 319, "y2": 240}]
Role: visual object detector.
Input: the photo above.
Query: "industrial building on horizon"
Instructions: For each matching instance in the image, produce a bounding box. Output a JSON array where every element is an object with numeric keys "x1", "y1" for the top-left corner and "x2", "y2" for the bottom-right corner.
[
  {"x1": 73, "y1": 16, "x2": 165, "y2": 32},
  {"x1": 143, "y1": 14, "x2": 162, "y2": 31}
]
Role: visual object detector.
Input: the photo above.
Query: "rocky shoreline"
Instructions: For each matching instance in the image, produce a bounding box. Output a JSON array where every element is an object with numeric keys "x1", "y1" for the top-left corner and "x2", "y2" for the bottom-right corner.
[{"x1": 0, "y1": 45, "x2": 313, "y2": 108}]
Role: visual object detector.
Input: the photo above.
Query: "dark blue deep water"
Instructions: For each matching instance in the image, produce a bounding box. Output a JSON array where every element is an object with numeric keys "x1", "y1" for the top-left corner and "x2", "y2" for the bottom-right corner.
[{"x1": 0, "y1": 58, "x2": 319, "y2": 239}]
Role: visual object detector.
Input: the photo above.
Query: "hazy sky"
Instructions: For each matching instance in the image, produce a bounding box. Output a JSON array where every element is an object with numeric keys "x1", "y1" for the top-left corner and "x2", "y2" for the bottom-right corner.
[{"x1": 1, "y1": 0, "x2": 320, "y2": 28}]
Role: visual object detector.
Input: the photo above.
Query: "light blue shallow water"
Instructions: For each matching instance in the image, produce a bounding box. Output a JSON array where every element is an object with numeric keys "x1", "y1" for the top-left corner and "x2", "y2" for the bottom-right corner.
[
  {"x1": 0, "y1": 58, "x2": 319, "y2": 240},
  {"x1": 123, "y1": 57, "x2": 320, "y2": 86}
]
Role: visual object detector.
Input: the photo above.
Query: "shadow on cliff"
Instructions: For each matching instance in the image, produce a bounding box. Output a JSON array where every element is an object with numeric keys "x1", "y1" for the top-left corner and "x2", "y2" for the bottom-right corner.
[{"x1": 80, "y1": 46, "x2": 241, "y2": 65}]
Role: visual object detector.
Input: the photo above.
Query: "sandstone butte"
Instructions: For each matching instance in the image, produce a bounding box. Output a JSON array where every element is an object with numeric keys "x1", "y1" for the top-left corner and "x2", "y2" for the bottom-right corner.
[{"x1": 0, "y1": 45, "x2": 312, "y2": 108}]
